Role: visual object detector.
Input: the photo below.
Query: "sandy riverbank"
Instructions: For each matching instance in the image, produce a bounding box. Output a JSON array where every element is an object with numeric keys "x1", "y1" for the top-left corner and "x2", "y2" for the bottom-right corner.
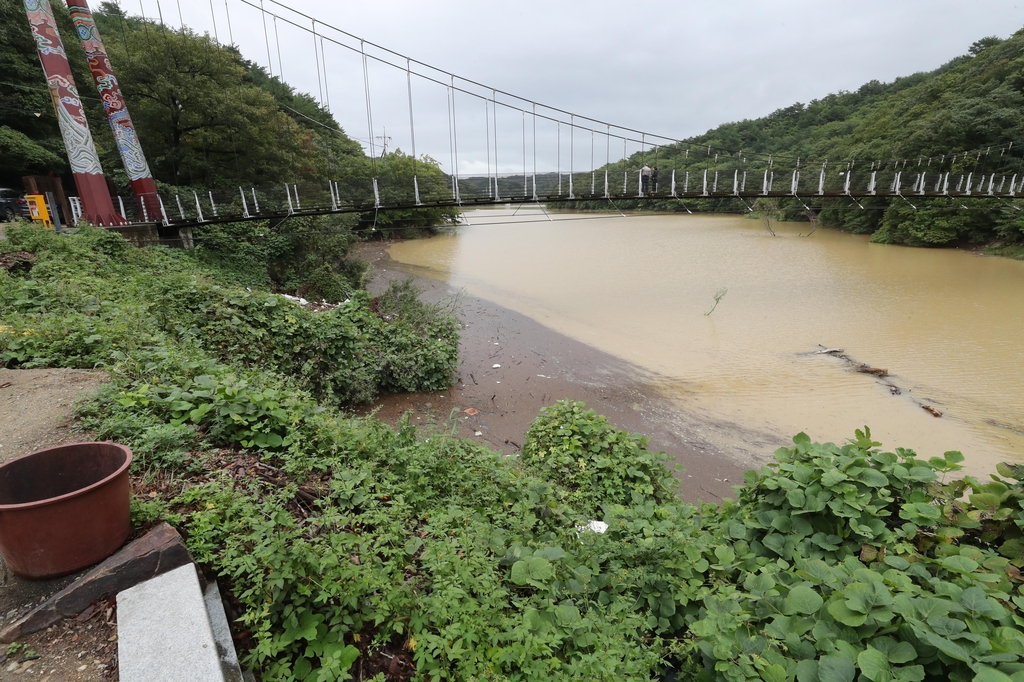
[{"x1": 353, "y1": 239, "x2": 767, "y2": 505}]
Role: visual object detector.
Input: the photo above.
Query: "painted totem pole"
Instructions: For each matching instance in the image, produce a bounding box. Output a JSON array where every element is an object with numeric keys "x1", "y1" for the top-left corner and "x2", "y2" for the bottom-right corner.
[
  {"x1": 23, "y1": 0, "x2": 123, "y2": 225},
  {"x1": 65, "y1": 0, "x2": 161, "y2": 219}
]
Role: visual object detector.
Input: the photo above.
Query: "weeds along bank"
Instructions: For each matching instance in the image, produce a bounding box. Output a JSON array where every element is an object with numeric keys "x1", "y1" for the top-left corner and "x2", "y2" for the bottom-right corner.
[{"x1": 2, "y1": 226, "x2": 1024, "y2": 681}]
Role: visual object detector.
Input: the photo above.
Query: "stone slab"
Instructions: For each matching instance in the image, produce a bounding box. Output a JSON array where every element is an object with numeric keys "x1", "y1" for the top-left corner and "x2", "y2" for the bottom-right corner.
[
  {"x1": 203, "y1": 580, "x2": 244, "y2": 682},
  {"x1": 0, "y1": 522, "x2": 192, "y2": 642},
  {"x1": 118, "y1": 563, "x2": 224, "y2": 682}
]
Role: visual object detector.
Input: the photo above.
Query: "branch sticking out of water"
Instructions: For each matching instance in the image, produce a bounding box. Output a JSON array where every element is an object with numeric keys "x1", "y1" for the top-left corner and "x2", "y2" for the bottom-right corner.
[{"x1": 705, "y1": 287, "x2": 728, "y2": 316}]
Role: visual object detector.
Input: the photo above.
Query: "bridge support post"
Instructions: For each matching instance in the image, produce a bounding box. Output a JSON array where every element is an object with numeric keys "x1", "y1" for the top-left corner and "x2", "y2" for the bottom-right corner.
[
  {"x1": 118, "y1": 196, "x2": 126, "y2": 220},
  {"x1": 702, "y1": 169, "x2": 708, "y2": 197},
  {"x1": 175, "y1": 194, "x2": 185, "y2": 220},
  {"x1": 252, "y1": 188, "x2": 260, "y2": 214},
  {"x1": 1010, "y1": 174, "x2": 1018, "y2": 197},
  {"x1": 208, "y1": 191, "x2": 218, "y2": 216},
  {"x1": 286, "y1": 184, "x2": 294, "y2": 213},
  {"x1": 23, "y1": 0, "x2": 122, "y2": 225},
  {"x1": 732, "y1": 170, "x2": 738, "y2": 196},
  {"x1": 604, "y1": 170, "x2": 609, "y2": 199},
  {"x1": 239, "y1": 187, "x2": 250, "y2": 218},
  {"x1": 964, "y1": 173, "x2": 972, "y2": 196},
  {"x1": 670, "y1": 170, "x2": 676, "y2": 197},
  {"x1": 414, "y1": 176, "x2": 422, "y2": 205},
  {"x1": 67, "y1": 0, "x2": 160, "y2": 221}
]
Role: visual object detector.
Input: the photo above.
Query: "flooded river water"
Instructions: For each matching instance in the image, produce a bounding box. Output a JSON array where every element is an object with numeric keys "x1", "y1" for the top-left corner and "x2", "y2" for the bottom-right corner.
[{"x1": 387, "y1": 207, "x2": 1024, "y2": 474}]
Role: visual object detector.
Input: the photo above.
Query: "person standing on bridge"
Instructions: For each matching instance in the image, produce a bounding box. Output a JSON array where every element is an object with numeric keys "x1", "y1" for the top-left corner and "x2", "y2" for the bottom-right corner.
[
  {"x1": 652, "y1": 167, "x2": 660, "y2": 194},
  {"x1": 641, "y1": 163, "x2": 652, "y2": 194}
]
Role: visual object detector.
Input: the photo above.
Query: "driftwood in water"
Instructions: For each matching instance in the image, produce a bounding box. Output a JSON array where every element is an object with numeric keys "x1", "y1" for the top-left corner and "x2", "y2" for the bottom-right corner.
[
  {"x1": 922, "y1": 405, "x2": 943, "y2": 418},
  {"x1": 812, "y1": 345, "x2": 897, "y2": 390}
]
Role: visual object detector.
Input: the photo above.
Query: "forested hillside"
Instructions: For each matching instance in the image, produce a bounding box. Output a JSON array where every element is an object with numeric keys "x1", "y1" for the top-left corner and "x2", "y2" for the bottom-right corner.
[{"x1": 609, "y1": 32, "x2": 1024, "y2": 252}]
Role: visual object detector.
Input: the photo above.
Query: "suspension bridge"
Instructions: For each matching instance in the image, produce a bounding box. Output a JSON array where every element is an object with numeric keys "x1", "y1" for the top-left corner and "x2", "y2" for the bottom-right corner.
[{"x1": 22, "y1": 0, "x2": 1024, "y2": 232}]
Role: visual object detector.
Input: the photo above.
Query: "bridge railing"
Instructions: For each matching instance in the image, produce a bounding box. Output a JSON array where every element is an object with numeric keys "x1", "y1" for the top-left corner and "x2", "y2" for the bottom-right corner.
[{"x1": 92, "y1": 163, "x2": 1024, "y2": 230}]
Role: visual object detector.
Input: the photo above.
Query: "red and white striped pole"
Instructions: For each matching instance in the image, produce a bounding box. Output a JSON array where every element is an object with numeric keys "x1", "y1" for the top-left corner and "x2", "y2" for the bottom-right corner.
[
  {"x1": 23, "y1": 0, "x2": 123, "y2": 225},
  {"x1": 65, "y1": 0, "x2": 161, "y2": 221}
]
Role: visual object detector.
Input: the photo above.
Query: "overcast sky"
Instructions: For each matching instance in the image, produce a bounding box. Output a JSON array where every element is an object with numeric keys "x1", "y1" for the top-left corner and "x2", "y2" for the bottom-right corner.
[{"x1": 137, "y1": 0, "x2": 1024, "y2": 175}]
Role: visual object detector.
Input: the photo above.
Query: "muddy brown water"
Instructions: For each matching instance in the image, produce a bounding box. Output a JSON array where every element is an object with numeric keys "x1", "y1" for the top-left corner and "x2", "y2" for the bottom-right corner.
[{"x1": 387, "y1": 208, "x2": 1024, "y2": 476}]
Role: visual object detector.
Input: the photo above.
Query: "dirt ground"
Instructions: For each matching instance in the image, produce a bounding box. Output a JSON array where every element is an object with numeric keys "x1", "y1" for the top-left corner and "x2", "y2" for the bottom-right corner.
[
  {"x1": 0, "y1": 368, "x2": 116, "y2": 682},
  {"x1": 353, "y1": 240, "x2": 764, "y2": 504},
  {"x1": 0, "y1": 369, "x2": 107, "y2": 464}
]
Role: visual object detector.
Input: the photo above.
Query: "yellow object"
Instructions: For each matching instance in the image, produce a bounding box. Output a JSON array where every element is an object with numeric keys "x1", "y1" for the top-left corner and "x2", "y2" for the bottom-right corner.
[{"x1": 24, "y1": 194, "x2": 53, "y2": 229}]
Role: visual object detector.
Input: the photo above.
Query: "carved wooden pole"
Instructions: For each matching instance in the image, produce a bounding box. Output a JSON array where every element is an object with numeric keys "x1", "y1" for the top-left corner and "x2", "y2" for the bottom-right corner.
[
  {"x1": 65, "y1": 0, "x2": 160, "y2": 220},
  {"x1": 23, "y1": 0, "x2": 123, "y2": 225}
]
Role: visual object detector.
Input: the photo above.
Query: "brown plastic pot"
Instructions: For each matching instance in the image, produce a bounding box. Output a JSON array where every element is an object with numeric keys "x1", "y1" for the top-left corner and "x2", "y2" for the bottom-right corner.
[{"x1": 0, "y1": 442, "x2": 132, "y2": 579}]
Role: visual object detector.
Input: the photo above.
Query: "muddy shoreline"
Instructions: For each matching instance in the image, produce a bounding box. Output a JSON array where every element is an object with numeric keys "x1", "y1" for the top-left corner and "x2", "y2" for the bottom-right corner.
[{"x1": 354, "y1": 240, "x2": 767, "y2": 504}]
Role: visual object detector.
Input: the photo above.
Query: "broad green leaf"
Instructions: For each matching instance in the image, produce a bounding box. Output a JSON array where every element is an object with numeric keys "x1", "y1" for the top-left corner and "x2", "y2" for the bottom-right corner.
[
  {"x1": 858, "y1": 469, "x2": 890, "y2": 488},
  {"x1": 927, "y1": 615, "x2": 967, "y2": 637},
  {"x1": 554, "y1": 602, "x2": 582, "y2": 627},
  {"x1": 762, "y1": 663, "x2": 789, "y2": 682},
  {"x1": 858, "y1": 647, "x2": 891, "y2": 681},
  {"x1": 523, "y1": 608, "x2": 546, "y2": 632},
  {"x1": 999, "y1": 539, "x2": 1024, "y2": 559},
  {"x1": 870, "y1": 637, "x2": 917, "y2": 664},
  {"x1": 818, "y1": 655, "x2": 856, "y2": 682},
  {"x1": 913, "y1": 597, "x2": 953, "y2": 619},
  {"x1": 829, "y1": 600, "x2": 868, "y2": 627},
  {"x1": 534, "y1": 546, "x2": 567, "y2": 561},
  {"x1": 715, "y1": 544, "x2": 736, "y2": 564},
  {"x1": 974, "y1": 667, "x2": 1015, "y2": 682},
  {"x1": 293, "y1": 657, "x2": 312, "y2": 679},
  {"x1": 918, "y1": 631, "x2": 970, "y2": 662},
  {"x1": 787, "y1": 585, "x2": 824, "y2": 615},
  {"x1": 796, "y1": 659, "x2": 820, "y2": 682},
  {"x1": 941, "y1": 555, "x2": 980, "y2": 574},
  {"x1": 746, "y1": 573, "x2": 777, "y2": 596},
  {"x1": 801, "y1": 559, "x2": 836, "y2": 584},
  {"x1": 894, "y1": 666, "x2": 925, "y2": 682},
  {"x1": 944, "y1": 451, "x2": 965, "y2": 464},
  {"x1": 961, "y1": 587, "x2": 992, "y2": 617},
  {"x1": 510, "y1": 556, "x2": 553, "y2": 586}
]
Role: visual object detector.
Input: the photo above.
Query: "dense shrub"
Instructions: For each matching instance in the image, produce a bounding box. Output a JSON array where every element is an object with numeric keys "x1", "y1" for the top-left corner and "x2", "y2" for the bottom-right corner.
[
  {"x1": 0, "y1": 225, "x2": 458, "y2": 404},
  {"x1": 522, "y1": 400, "x2": 678, "y2": 517}
]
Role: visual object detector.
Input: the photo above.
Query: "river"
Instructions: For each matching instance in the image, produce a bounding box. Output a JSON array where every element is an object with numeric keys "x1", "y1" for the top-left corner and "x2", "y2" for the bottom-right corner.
[{"x1": 386, "y1": 207, "x2": 1024, "y2": 475}]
